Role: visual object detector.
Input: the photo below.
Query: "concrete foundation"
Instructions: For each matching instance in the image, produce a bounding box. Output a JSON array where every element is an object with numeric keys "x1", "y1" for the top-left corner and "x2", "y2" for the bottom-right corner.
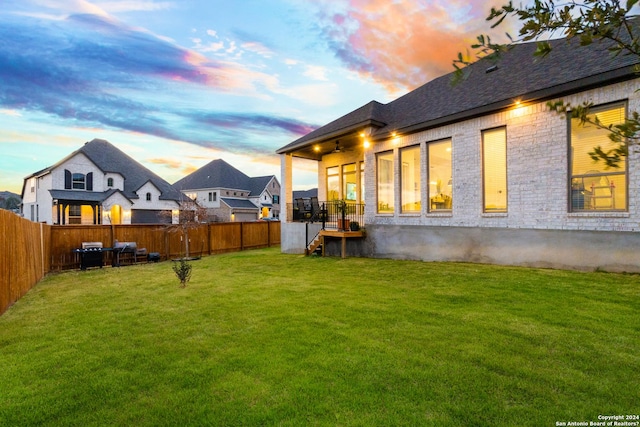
[
  {"x1": 282, "y1": 222, "x2": 640, "y2": 272},
  {"x1": 365, "y1": 225, "x2": 640, "y2": 273},
  {"x1": 280, "y1": 222, "x2": 323, "y2": 254}
]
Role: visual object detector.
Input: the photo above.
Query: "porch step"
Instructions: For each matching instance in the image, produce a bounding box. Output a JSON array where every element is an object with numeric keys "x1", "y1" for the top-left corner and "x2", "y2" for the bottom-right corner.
[{"x1": 306, "y1": 237, "x2": 322, "y2": 255}]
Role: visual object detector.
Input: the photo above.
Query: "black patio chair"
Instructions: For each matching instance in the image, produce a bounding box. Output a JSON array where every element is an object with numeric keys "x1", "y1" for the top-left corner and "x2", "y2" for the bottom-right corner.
[{"x1": 296, "y1": 198, "x2": 311, "y2": 220}]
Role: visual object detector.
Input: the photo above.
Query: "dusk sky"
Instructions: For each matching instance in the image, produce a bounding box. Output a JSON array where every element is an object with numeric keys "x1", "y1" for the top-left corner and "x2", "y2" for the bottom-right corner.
[{"x1": 0, "y1": 0, "x2": 509, "y2": 195}]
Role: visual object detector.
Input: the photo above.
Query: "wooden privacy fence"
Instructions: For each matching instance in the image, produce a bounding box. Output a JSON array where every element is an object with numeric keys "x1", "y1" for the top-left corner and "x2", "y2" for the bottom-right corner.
[
  {"x1": 50, "y1": 221, "x2": 281, "y2": 270},
  {"x1": 0, "y1": 215, "x2": 280, "y2": 315},
  {"x1": 0, "y1": 210, "x2": 51, "y2": 316}
]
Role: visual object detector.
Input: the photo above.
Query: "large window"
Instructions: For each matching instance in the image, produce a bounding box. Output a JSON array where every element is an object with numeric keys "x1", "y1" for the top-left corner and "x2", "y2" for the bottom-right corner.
[
  {"x1": 570, "y1": 103, "x2": 626, "y2": 211},
  {"x1": 343, "y1": 163, "x2": 357, "y2": 201},
  {"x1": 401, "y1": 146, "x2": 421, "y2": 213},
  {"x1": 360, "y1": 162, "x2": 364, "y2": 204},
  {"x1": 377, "y1": 151, "x2": 394, "y2": 213},
  {"x1": 428, "y1": 140, "x2": 452, "y2": 211},
  {"x1": 327, "y1": 166, "x2": 339, "y2": 200},
  {"x1": 482, "y1": 128, "x2": 507, "y2": 212}
]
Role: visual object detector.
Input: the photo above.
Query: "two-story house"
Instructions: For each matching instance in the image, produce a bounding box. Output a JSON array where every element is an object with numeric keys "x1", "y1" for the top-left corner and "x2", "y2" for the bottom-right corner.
[
  {"x1": 173, "y1": 159, "x2": 280, "y2": 222},
  {"x1": 21, "y1": 138, "x2": 184, "y2": 224}
]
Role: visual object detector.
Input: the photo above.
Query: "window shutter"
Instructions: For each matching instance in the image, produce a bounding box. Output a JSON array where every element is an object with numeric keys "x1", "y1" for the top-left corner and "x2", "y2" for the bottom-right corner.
[
  {"x1": 64, "y1": 170, "x2": 71, "y2": 189},
  {"x1": 86, "y1": 172, "x2": 93, "y2": 191}
]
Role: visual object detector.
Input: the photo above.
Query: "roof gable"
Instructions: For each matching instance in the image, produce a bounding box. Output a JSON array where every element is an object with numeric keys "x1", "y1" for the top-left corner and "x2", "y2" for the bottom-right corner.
[
  {"x1": 174, "y1": 159, "x2": 278, "y2": 197},
  {"x1": 174, "y1": 159, "x2": 250, "y2": 191},
  {"x1": 78, "y1": 139, "x2": 183, "y2": 202},
  {"x1": 246, "y1": 176, "x2": 275, "y2": 196}
]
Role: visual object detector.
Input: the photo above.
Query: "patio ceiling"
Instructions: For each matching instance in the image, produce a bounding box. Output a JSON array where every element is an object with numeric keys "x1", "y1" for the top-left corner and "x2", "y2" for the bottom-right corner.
[{"x1": 279, "y1": 129, "x2": 369, "y2": 161}]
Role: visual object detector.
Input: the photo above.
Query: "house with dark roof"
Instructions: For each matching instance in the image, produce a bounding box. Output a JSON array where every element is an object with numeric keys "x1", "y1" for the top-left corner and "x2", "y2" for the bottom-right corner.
[
  {"x1": 277, "y1": 31, "x2": 640, "y2": 272},
  {"x1": 173, "y1": 159, "x2": 280, "y2": 222},
  {"x1": 21, "y1": 139, "x2": 184, "y2": 225}
]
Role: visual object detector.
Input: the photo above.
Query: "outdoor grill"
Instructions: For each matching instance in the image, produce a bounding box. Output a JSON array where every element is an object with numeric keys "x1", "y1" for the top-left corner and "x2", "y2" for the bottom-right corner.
[
  {"x1": 113, "y1": 240, "x2": 147, "y2": 266},
  {"x1": 74, "y1": 241, "x2": 106, "y2": 270}
]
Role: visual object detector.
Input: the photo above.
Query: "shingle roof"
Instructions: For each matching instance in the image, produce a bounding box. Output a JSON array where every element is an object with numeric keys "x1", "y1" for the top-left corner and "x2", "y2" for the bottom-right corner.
[
  {"x1": 246, "y1": 176, "x2": 273, "y2": 196},
  {"x1": 279, "y1": 101, "x2": 387, "y2": 151},
  {"x1": 293, "y1": 188, "x2": 318, "y2": 199},
  {"x1": 78, "y1": 139, "x2": 183, "y2": 202},
  {"x1": 24, "y1": 139, "x2": 184, "y2": 202},
  {"x1": 174, "y1": 159, "x2": 277, "y2": 197},
  {"x1": 221, "y1": 198, "x2": 259, "y2": 209},
  {"x1": 49, "y1": 189, "x2": 116, "y2": 203},
  {"x1": 173, "y1": 159, "x2": 250, "y2": 191},
  {"x1": 277, "y1": 29, "x2": 640, "y2": 154}
]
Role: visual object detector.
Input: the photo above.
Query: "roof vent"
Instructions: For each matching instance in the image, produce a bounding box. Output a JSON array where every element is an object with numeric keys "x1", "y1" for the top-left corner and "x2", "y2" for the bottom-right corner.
[{"x1": 485, "y1": 65, "x2": 498, "y2": 73}]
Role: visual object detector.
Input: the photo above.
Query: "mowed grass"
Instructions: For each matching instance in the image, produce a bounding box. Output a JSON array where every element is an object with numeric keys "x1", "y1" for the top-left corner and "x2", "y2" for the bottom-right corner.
[{"x1": 0, "y1": 248, "x2": 638, "y2": 426}]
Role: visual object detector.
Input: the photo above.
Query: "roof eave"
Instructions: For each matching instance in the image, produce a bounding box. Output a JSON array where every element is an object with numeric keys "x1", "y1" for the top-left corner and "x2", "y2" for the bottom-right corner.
[
  {"x1": 376, "y1": 65, "x2": 639, "y2": 140},
  {"x1": 276, "y1": 119, "x2": 386, "y2": 156}
]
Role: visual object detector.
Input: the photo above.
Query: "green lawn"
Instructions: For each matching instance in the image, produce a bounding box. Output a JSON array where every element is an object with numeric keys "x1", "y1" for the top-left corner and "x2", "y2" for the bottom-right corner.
[{"x1": 1, "y1": 248, "x2": 638, "y2": 426}]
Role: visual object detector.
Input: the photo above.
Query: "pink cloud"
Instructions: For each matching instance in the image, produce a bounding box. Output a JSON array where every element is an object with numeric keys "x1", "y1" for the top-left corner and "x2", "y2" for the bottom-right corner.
[
  {"x1": 318, "y1": 0, "x2": 515, "y2": 93},
  {"x1": 182, "y1": 50, "x2": 278, "y2": 97},
  {"x1": 147, "y1": 158, "x2": 183, "y2": 169}
]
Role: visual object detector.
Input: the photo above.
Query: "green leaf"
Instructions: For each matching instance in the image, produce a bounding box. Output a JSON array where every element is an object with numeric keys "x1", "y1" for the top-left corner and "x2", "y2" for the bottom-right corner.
[{"x1": 533, "y1": 41, "x2": 552, "y2": 57}]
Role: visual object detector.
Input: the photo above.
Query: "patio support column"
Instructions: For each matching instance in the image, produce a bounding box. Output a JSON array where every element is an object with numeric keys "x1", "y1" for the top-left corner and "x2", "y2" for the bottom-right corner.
[{"x1": 281, "y1": 153, "x2": 293, "y2": 222}]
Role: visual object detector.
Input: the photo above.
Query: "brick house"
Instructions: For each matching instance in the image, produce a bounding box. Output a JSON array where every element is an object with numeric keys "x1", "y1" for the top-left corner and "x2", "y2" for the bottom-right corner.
[
  {"x1": 173, "y1": 159, "x2": 280, "y2": 222},
  {"x1": 277, "y1": 33, "x2": 640, "y2": 272},
  {"x1": 21, "y1": 139, "x2": 184, "y2": 225}
]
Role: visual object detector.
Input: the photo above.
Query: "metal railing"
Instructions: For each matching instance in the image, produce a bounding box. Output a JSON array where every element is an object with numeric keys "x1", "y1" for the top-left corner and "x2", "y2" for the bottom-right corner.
[{"x1": 288, "y1": 200, "x2": 365, "y2": 231}]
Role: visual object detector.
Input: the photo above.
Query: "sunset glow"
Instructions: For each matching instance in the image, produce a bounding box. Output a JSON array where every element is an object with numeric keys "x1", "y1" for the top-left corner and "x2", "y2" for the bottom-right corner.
[{"x1": 0, "y1": 0, "x2": 507, "y2": 194}]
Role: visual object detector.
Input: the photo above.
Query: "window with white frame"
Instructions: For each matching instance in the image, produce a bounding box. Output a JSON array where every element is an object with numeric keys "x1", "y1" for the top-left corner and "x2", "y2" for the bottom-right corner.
[
  {"x1": 72, "y1": 173, "x2": 85, "y2": 190},
  {"x1": 570, "y1": 102, "x2": 626, "y2": 211}
]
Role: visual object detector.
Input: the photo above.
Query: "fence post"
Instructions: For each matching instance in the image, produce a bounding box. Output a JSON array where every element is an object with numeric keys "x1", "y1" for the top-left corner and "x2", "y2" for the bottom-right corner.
[{"x1": 40, "y1": 222, "x2": 45, "y2": 276}]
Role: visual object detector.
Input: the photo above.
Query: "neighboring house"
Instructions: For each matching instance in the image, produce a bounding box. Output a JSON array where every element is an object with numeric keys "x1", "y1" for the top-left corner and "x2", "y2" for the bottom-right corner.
[
  {"x1": 277, "y1": 32, "x2": 640, "y2": 272},
  {"x1": 0, "y1": 191, "x2": 21, "y2": 213},
  {"x1": 173, "y1": 159, "x2": 280, "y2": 222},
  {"x1": 293, "y1": 188, "x2": 318, "y2": 200},
  {"x1": 21, "y1": 138, "x2": 184, "y2": 225}
]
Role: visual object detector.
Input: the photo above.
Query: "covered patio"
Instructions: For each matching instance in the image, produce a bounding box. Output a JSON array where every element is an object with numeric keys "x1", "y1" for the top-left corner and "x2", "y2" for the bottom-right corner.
[{"x1": 277, "y1": 104, "x2": 385, "y2": 255}]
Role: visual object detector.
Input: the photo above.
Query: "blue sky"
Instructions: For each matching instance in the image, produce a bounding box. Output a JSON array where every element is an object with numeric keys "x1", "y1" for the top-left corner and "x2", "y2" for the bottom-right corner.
[{"x1": 0, "y1": 0, "x2": 502, "y2": 194}]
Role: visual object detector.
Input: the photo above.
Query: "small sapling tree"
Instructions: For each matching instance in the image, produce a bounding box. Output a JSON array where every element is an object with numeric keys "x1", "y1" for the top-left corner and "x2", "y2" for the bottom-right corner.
[{"x1": 172, "y1": 258, "x2": 192, "y2": 288}]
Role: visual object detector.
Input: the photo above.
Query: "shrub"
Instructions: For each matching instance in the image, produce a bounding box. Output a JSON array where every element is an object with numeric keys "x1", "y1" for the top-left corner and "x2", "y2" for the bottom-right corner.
[{"x1": 171, "y1": 258, "x2": 192, "y2": 288}]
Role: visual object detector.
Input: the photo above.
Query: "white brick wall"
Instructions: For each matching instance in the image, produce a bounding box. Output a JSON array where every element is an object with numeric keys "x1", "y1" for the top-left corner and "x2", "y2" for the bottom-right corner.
[{"x1": 363, "y1": 79, "x2": 640, "y2": 232}]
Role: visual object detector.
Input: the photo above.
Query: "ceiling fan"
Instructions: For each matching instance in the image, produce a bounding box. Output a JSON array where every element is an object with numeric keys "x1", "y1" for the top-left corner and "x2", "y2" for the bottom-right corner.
[{"x1": 332, "y1": 140, "x2": 351, "y2": 153}]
